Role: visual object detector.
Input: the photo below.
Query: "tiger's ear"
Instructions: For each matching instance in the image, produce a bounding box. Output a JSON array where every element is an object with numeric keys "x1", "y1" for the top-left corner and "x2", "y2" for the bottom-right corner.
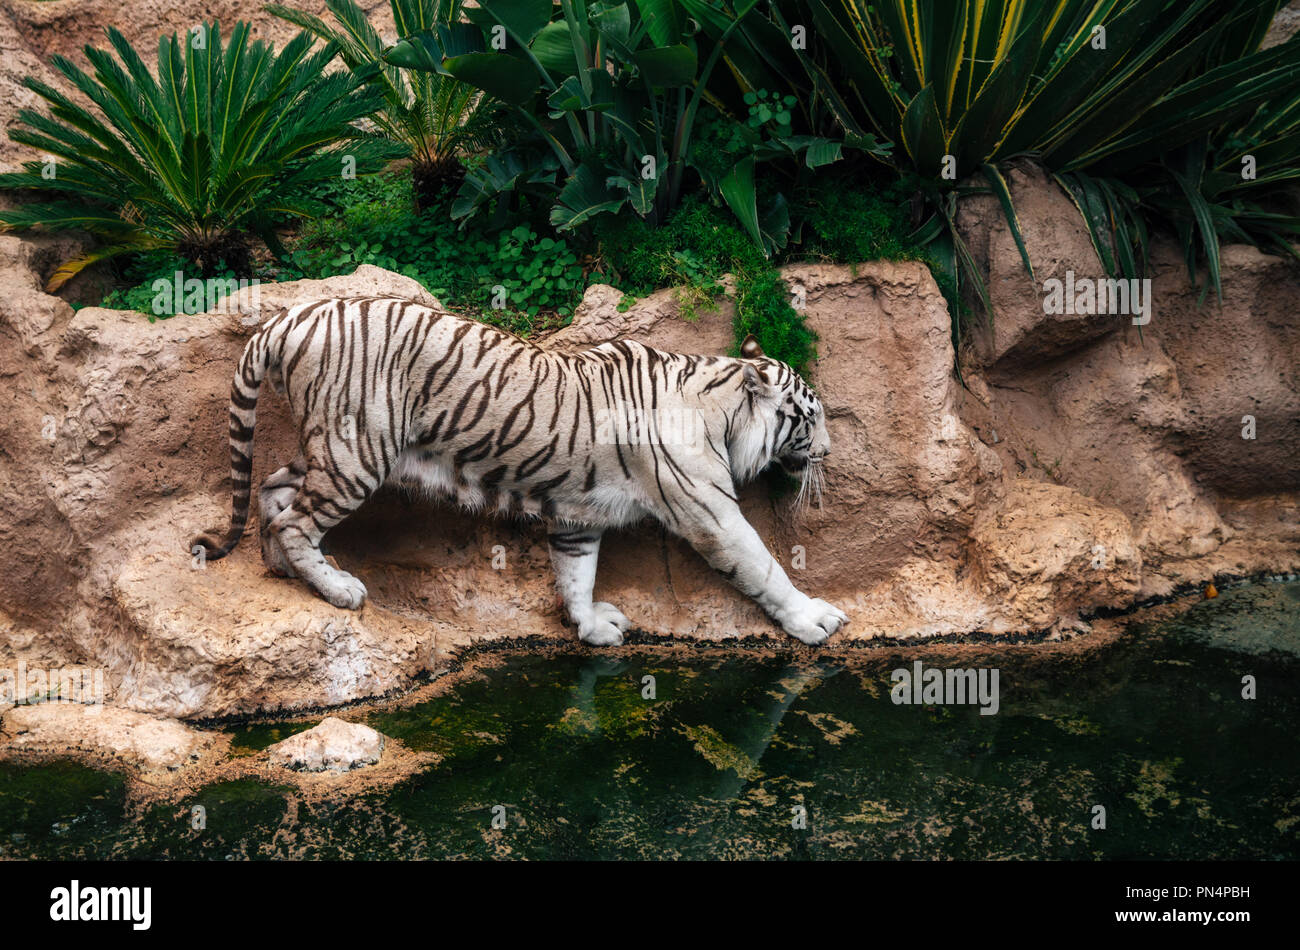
[
  {"x1": 739, "y1": 334, "x2": 764, "y2": 359},
  {"x1": 743, "y1": 362, "x2": 772, "y2": 396}
]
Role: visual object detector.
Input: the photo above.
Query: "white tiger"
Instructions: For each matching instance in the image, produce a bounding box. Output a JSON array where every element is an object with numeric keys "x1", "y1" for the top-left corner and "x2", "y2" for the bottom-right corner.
[{"x1": 193, "y1": 296, "x2": 848, "y2": 646}]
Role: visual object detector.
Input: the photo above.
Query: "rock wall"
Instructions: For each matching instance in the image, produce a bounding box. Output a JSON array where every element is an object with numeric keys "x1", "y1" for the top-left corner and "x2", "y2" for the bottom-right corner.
[
  {"x1": 957, "y1": 164, "x2": 1300, "y2": 598},
  {"x1": 2, "y1": 223, "x2": 1294, "y2": 719}
]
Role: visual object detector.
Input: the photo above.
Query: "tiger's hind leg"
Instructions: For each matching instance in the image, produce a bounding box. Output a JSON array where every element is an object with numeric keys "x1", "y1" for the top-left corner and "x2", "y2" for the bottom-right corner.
[
  {"x1": 547, "y1": 526, "x2": 631, "y2": 647},
  {"x1": 258, "y1": 455, "x2": 305, "y2": 577},
  {"x1": 269, "y1": 460, "x2": 382, "y2": 609}
]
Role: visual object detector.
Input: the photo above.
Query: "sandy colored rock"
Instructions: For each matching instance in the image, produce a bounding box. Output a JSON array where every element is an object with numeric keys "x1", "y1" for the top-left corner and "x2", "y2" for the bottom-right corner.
[
  {"x1": 266, "y1": 716, "x2": 385, "y2": 772},
  {"x1": 547, "y1": 281, "x2": 737, "y2": 356},
  {"x1": 781, "y1": 262, "x2": 1004, "y2": 596},
  {"x1": 1147, "y1": 244, "x2": 1300, "y2": 498},
  {"x1": 956, "y1": 162, "x2": 1121, "y2": 368},
  {"x1": 107, "y1": 502, "x2": 440, "y2": 720},
  {"x1": 1, "y1": 702, "x2": 213, "y2": 771},
  {"x1": 970, "y1": 481, "x2": 1142, "y2": 632},
  {"x1": 1264, "y1": 0, "x2": 1300, "y2": 48},
  {"x1": 953, "y1": 172, "x2": 1300, "y2": 597}
]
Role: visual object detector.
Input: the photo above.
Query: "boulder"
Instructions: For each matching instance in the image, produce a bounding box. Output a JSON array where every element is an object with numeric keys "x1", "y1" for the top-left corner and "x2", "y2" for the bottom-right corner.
[
  {"x1": 970, "y1": 481, "x2": 1142, "y2": 632},
  {"x1": 1, "y1": 702, "x2": 213, "y2": 771},
  {"x1": 266, "y1": 717, "x2": 385, "y2": 772},
  {"x1": 107, "y1": 501, "x2": 440, "y2": 720},
  {"x1": 955, "y1": 162, "x2": 1120, "y2": 368},
  {"x1": 954, "y1": 167, "x2": 1300, "y2": 594},
  {"x1": 1150, "y1": 244, "x2": 1300, "y2": 498}
]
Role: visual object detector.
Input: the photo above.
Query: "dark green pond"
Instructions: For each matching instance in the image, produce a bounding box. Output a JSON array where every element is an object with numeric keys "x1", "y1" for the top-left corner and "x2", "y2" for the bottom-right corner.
[{"x1": 2, "y1": 581, "x2": 1297, "y2": 860}]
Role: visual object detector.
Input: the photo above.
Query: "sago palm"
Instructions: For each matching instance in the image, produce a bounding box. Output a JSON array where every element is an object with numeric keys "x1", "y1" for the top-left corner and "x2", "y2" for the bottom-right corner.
[
  {"x1": 267, "y1": 0, "x2": 502, "y2": 209},
  {"x1": 0, "y1": 21, "x2": 397, "y2": 289}
]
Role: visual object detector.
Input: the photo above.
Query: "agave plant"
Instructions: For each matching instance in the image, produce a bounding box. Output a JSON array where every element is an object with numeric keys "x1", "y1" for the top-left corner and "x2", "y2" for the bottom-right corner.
[
  {"x1": 797, "y1": 0, "x2": 1300, "y2": 312},
  {"x1": 267, "y1": 0, "x2": 504, "y2": 209},
  {"x1": 0, "y1": 21, "x2": 397, "y2": 289}
]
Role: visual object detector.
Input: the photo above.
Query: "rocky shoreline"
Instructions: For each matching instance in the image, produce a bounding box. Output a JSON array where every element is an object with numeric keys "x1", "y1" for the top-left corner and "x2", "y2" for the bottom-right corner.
[{"x1": 0, "y1": 583, "x2": 1232, "y2": 805}]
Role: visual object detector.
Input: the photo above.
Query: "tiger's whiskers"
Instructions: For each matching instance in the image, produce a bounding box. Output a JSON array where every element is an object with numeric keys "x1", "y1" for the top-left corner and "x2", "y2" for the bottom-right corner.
[{"x1": 793, "y1": 458, "x2": 826, "y2": 516}]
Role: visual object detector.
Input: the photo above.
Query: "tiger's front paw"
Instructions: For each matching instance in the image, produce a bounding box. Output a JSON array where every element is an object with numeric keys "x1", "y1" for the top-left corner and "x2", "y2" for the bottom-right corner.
[
  {"x1": 592, "y1": 601, "x2": 631, "y2": 632},
  {"x1": 575, "y1": 602, "x2": 630, "y2": 647},
  {"x1": 779, "y1": 597, "x2": 848, "y2": 645},
  {"x1": 578, "y1": 618, "x2": 625, "y2": 647}
]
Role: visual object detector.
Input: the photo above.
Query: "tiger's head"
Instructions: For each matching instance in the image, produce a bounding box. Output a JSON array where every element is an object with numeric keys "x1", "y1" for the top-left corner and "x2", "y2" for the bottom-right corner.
[{"x1": 736, "y1": 335, "x2": 829, "y2": 506}]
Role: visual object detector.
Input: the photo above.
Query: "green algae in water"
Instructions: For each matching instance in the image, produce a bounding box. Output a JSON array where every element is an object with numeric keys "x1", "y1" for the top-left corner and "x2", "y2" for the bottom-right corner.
[
  {"x1": 0, "y1": 771, "x2": 293, "y2": 860},
  {"x1": 229, "y1": 721, "x2": 318, "y2": 756},
  {"x1": 2, "y1": 581, "x2": 1297, "y2": 859},
  {"x1": 0, "y1": 761, "x2": 128, "y2": 860}
]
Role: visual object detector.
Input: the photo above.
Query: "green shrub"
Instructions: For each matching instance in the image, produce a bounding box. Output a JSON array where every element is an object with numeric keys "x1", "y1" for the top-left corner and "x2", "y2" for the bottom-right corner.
[
  {"x1": 100, "y1": 171, "x2": 586, "y2": 336},
  {"x1": 795, "y1": 176, "x2": 920, "y2": 264},
  {"x1": 384, "y1": 0, "x2": 885, "y2": 253},
  {"x1": 94, "y1": 170, "x2": 932, "y2": 368},
  {"x1": 286, "y1": 177, "x2": 585, "y2": 324},
  {"x1": 595, "y1": 198, "x2": 815, "y2": 371}
]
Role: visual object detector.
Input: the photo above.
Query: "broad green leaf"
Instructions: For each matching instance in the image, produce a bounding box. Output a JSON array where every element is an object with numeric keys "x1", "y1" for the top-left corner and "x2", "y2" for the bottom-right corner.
[
  {"x1": 551, "y1": 163, "x2": 626, "y2": 230},
  {"x1": 633, "y1": 0, "x2": 682, "y2": 48},
  {"x1": 607, "y1": 171, "x2": 659, "y2": 215},
  {"x1": 593, "y1": 3, "x2": 633, "y2": 54},
  {"x1": 384, "y1": 32, "x2": 452, "y2": 73},
  {"x1": 802, "y1": 137, "x2": 842, "y2": 169},
  {"x1": 471, "y1": 0, "x2": 554, "y2": 46},
  {"x1": 444, "y1": 51, "x2": 541, "y2": 104},
  {"x1": 634, "y1": 45, "x2": 698, "y2": 87},
  {"x1": 718, "y1": 156, "x2": 764, "y2": 253},
  {"x1": 547, "y1": 69, "x2": 615, "y2": 112},
  {"x1": 900, "y1": 85, "x2": 946, "y2": 175},
  {"x1": 532, "y1": 22, "x2": 581, "y2": 75},
  {"x1": 759, "y1": 191, "x2": 790, "y2": 256}
]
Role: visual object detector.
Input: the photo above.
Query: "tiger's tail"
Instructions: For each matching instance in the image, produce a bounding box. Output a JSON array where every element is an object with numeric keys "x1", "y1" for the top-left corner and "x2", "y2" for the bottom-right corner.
[{"x1": 190, "y1": 322, "x2": 280, "y2": 561}]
